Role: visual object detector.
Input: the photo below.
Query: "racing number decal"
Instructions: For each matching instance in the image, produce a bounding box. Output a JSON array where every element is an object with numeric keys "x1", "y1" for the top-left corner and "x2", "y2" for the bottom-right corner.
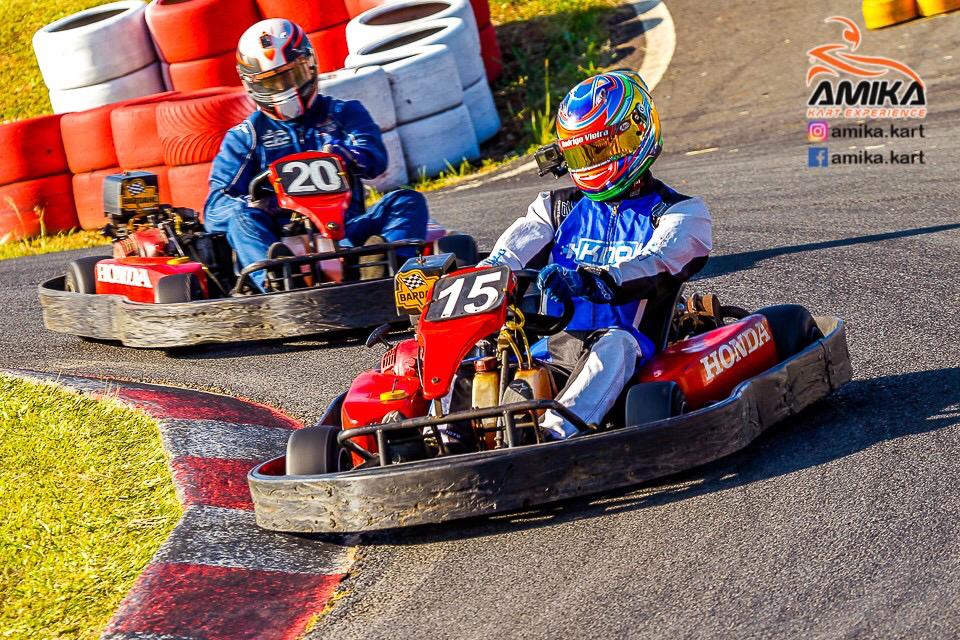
[
  {"x1": 425, "y1": 266, "x2": 510, "y2": 321},
  {"x1": 277, "y1": 158, "x2": 347, "y2": 194}
]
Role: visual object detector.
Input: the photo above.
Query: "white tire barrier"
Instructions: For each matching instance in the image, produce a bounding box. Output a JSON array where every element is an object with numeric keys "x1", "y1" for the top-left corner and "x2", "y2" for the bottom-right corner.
[
  {"x1": 32, "y1": 1, "x2": 155, "y2": 91},
  {"x1": 462, "y1": 76, "x2": 500, "y2": 143},
  {"x1": 397, "y1": 104, "x2": 479, "y2": 178},
  {"x1": 346, "y1": 0, "x2": 480, "y2": 53},
  {"x1": 48, "y1": 63, "x2": 165, "y2": 114},
  {"x1": 345, "y1": 45, "x2": 462, "y2": 124},
  {"x1": 364, "y1": 128, "x2": 409, "y2": 192},
  {"x1": 346, "y1": 17, "x2": 483, "y2": 89},
  {"x1": 318, "y1": 67, "x2": 397, "y2": 133}
]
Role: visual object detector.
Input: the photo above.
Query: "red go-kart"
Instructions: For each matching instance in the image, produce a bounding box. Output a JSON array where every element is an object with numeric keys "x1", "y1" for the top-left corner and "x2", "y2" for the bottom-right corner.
[
  {"x1": 248, "y1": 260, "x2": 852, "y2": 532},
  {"x1": 38, "y1": 150, "x2": 476, "y2": 348}
]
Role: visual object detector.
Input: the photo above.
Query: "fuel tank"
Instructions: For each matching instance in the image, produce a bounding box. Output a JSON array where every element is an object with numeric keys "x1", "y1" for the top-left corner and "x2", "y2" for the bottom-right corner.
[{"x1": 637, "y1": 314, "x2": 779, "y2": 409}]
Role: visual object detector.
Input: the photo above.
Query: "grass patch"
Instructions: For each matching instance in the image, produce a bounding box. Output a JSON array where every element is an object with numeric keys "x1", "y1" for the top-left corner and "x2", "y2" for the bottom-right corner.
[
  {"x1": 0, "y1": 375, "x2": 181, "y2": 640},
  {"x1": 0, "y1": 229, "x2": 109, "y2": 261}
]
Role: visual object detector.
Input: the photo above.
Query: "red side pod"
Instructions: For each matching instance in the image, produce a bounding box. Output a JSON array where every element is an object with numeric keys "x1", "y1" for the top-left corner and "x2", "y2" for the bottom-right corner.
[
  {"x1": 637, "y1": 314, "x2": 780, "y2": 409},
  {"x1": 341, "y1": 369, "x2": 428, "y2": 466},
  {"x1": 94, "y1": 257, "x2": 207, "y2": 303}
]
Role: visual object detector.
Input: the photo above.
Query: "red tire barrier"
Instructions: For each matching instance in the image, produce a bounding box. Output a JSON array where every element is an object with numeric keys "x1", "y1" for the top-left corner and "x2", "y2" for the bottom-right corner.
[
  {"x1": 479, "y1": 24, "x2": 501, "y2": 82},
  {"x1": 158, "y1": 91, "x2": 254, "y2": 166},
  {"x1": 61, "y1": 104, "x2": 123, "y2": 174},
  {"x1": 73, "y1": 165, "x2": 171, "y2": 230},
  {"x1": 168, "y1": 51, "x2": 243, "y2": 93},
  {"x1": 169, "y1": 163, "x2": 213, "y2": 213},
  {"x1": 0, "y1": 174, "x2": 77, "y2": 240},
  {"x1": 471, "y1": 0, "x2": 491, "y2": 29},
  {"x1": 145, "y1": 0, "x2": 261, "y2": 64},
  {"x1": 0, "y1": 114, "x2": 68, "y2": 186},
  {"x1": 256, "y1": 0, "x2": 349, "y2": 32},
  {"x1": 307, "y1": 22, "x2": 350, "y2": 73},
  {"x1": 345, "y1": 0, "x2": 385, "y2": 18}
]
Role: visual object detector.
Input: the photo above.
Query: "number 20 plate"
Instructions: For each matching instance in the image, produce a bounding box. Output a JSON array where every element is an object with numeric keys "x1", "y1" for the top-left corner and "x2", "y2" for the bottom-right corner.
[
  {"x1": 425, "y1": 266, "x2": 510, "y2": 322},
  {"x1": 276, "y1": 157, "x2": 348, "y2": 195}
]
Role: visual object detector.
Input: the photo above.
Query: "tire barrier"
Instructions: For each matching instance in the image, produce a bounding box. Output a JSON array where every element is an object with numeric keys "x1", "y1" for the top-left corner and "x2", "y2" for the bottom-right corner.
[
  {"x1": 157, "y1": 91, "x2": 255, "y2": 166},
  {"x1": 345, "y1": 0, "x2": 385, "y2": 18},
  {"x1": 73, "y1": 165, "x2": 171, "y2": 230},
  {"x1": 364, "y1": 128, "x2": 409, "y2": 192},
  {"x1": 479, "y1": 23, "x2": 502, "y2": 82},
  {"x1": 862, "y1": 0, "x2": 919, "y2": 28},
  {"x1": 397, "y1": 103, "x2": 479, "y2": 178},
  {"x1": 0, "y1": 174, "x2": 78, "y2": 240},
  {"x1": 0, "y1": 114, "x2": 69, "y2": 186},
  {"x1": 61, "y1": 104, "x2": 126, "y2": 174},
  {"x1": 917, "y1": 0, "x2": 960, "y2": 15},
  {"x1": 347, "y1": 17, "x2": 484, "y2": 88},
  {"x1": 169, "y1": 163, "x2": 214, "y2": 214},
  {"x1": 168, "y1": 51, "x2": 243, "y2": 92},
  {"x1": 346, "y1": 0, "x2": 480, "y2": 53},
  {"x1": 111, "y1": 93, "x2": 177, "y2": 170},
  {"x1": 318, "y1": 66, "x2": 397, "y2": 132},
  {"x1": 471, "y1": 0, "x2": 491, "y2": 30},
  {"x1": 145, "y1": 0, "x2": 261, "y2": 64},
  {"x1": 47, "y1": 63, "x2": 166, "y2": 114},
  {"x1": 463, "y1": 75, "x2": 500, "y2": 143},
  {"x1": 256, "y1": 0, "x2": 350, "y2": 32},
  {"x1": 33, "y1": 1, "x2": 156, "y2": 92},
  {"x1": 307, "y1": 22, "x2": 352, "y2": 73}
]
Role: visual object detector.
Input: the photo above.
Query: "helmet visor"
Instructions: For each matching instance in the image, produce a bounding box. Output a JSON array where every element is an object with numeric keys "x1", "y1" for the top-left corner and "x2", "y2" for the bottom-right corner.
[
  {"x1": 559, "y1": 120, "x2": 646, "y2": 172},
  {"x1": 241, "y1": 57, "x2": 315, "y2": 103}
]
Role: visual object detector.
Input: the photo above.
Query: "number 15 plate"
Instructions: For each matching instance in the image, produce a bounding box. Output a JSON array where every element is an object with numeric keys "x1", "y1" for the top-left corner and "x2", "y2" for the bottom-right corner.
[{"x1": 425, "y1": 266, "x2": 510, "y2": 321}]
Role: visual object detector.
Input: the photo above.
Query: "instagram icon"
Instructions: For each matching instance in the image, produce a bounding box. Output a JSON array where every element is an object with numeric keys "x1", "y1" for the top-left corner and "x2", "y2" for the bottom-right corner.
[{"x1": 807, "y1": 120, "x2": 829, "y2": 142}]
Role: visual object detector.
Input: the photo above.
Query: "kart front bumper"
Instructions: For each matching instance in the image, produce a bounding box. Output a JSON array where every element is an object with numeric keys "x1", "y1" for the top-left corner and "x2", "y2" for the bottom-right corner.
[{"x1": 248, "y1": 316, "x2": 852, "y2": 533}]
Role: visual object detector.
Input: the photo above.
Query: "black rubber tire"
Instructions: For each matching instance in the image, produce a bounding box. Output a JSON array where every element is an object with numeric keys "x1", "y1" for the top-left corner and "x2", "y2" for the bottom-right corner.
[
  {"x1": 624, "y1": 381, "x2": 687, "y2": 427},
  {"x1": 64, "y1": 255, "x2": 104, "y2": 294},
  {"x1": 435, "y1": 233, "x2": 478, "y2": 267},
  {"x1": 154, "y1": 273, "x2": 194, "y2": 304},
  {"x1": 756, "y1": 304, "x2": 824, "y2": 361},
  {"x1": 286, "y1": 425, "x2": 352, "y2": 476}
]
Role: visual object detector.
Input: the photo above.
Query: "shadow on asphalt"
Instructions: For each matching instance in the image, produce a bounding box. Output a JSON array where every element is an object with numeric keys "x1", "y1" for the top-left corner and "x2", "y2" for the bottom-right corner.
[
  {"x1": 699, "y1": 223, "x2": 960, "y2": 279},
  {"x1": 354, "y1": 366, "x2": 960, "y2": 546},
  {"x1": 163, "y1": 327, "x2": 411, "y2": 359}
]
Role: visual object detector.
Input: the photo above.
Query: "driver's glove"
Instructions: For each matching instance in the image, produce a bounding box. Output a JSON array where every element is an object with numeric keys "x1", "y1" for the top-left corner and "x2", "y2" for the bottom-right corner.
[
  {"x1": 321, "y1": 141, "x2": 355, "y2": 168},
  {"x1": 538, "y1": 264, "x2": 615, "y2": 304}
]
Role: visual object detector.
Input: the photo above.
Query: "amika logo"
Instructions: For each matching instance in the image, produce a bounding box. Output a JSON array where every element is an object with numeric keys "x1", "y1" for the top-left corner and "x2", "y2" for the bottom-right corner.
[
  {"x1": 700, "y1": 322, "x2": 772, "y2": 383},
  {"x1": 806, "y1": 16, "x2": 926, "y2": 119},
  {"x1": 96, "y1": 264, "x2": 154, "y2": 289}
]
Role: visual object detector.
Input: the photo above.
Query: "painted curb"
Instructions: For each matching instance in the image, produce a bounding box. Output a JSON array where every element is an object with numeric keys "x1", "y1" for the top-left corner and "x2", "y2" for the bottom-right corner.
[{"x1": 5, "y1": 369, "x2": 351, "y2": 640}]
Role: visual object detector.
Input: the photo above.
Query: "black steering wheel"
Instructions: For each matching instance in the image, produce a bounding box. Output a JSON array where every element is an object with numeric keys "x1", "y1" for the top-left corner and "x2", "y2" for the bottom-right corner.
[
  {"x1": 248, "y1": 169, "x2": 275, "y2": 200},
  {"x1": 513, "y1": 268, "x2": 574, "y2": 336}
]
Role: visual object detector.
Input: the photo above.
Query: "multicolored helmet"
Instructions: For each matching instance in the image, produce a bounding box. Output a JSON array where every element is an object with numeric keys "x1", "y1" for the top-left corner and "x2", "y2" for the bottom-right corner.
[
  {"x1": 556, "y1": 70, "x2": 662, "y2": 201},
  {"x1": 236, "y1": 19, "x2": 318, "y2": 121}
]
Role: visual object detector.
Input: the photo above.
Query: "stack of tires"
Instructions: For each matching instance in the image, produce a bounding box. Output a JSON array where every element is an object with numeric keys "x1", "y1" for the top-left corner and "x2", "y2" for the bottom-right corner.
[
  {"x1": 0, "y1": 116, "x2": 78, "y2": 240},
  {"x1": 146, "y1": 0, "x2": 260, "y2": 91},
  {"x1": 256, "y1": 0, "x2": 351, "y2": 72},
  {"x1": 345, "y1": 0, "x2": 499, "y2": 178},
  {"x1": 32, "y1": 1, "x2": 166, "y2": 114}
]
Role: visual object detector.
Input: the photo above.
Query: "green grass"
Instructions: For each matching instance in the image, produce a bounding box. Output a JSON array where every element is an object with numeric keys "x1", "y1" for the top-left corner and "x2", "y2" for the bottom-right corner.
[
  {"x1": 0, "y1": 375, "x2": 181, "y2": 640},
  {"x1": 0, "y1": 229, "x2": 109, "y2": 261}
]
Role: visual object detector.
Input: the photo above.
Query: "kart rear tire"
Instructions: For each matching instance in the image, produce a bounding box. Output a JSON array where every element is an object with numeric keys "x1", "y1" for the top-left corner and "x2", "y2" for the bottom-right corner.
[
  {"x1": 624, "y1": 381, "x2": 687, "y2": 427},
  {"x1": 756, "y1": 304, "x2": 824, "y2": 361},
  {"x1": 154, "y1": 274, "x2": 195, "y2": 304},
  {"x1": 65, "y1": 256, "x2": 104, "y2": 295},
  {"x1": 286, "y1": 425, "x2": 353, "y2": 475},
  {"x1": 435, "y1": 233, "x2": 478, "y2": 266}
]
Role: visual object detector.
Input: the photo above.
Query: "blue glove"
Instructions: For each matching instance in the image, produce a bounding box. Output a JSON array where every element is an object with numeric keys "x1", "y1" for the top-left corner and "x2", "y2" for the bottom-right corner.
[
  {"x1": 321, "y1": 141, "x2": 354, "y2": 166},
  {"x1": 537, "y1": 264, "x2": 615, "y2": 304}
]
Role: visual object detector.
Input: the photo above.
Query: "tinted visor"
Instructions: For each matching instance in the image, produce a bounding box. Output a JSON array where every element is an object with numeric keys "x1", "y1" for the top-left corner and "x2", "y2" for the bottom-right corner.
[
  {"x1": 559, "y1": 120, "x2": 646, "y2": 172},
  {"x1": 242, "y1": 57, "x2": 314, "y2": 103}
]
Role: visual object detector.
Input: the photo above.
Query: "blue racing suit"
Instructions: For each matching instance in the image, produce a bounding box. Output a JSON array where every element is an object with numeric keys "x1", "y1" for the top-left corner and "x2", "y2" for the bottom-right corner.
[
  {"x1": 480, "y1": 177, "x2": 712, "y2": 437},
  {"x1": 204, "y1": 95, "x2": 428, "y2": 289}
]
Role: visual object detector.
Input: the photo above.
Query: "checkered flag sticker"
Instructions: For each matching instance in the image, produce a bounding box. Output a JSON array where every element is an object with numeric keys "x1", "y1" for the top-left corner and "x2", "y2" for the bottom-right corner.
[
  {"x1": 127, "y1": 181, "x2": 145, "y2": 195},
  {"x1": 400, "y1": 272, "x2": 426, "y2": 289}
]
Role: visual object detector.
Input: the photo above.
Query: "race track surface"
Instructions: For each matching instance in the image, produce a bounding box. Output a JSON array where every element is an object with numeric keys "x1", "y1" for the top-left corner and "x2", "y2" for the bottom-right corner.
[{"x1": 3, "y1": 0, "x2": 959, "y2": 637}]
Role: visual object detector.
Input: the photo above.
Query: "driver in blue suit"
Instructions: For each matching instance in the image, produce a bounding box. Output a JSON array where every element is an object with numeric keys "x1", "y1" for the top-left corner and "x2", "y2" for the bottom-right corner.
[
  {"x1": 479, "y1": 70, "x2": 712, "y2": 440},
  {"x1": 204, "y1": 18, "x2": 427, "y2": 290}
]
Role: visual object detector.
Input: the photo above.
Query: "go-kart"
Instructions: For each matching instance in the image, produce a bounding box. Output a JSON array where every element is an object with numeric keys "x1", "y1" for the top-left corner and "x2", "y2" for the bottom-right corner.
[
  {"x1": 38, "y1": 150, "x2": 476, "y2": 348},
  {"x1": 248, "y1": 261, "x2": 852, "y2": 533}
]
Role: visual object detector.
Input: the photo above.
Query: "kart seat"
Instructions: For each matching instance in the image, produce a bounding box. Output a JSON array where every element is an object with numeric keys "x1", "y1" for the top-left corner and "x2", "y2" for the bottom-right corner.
[{"x1": 638, "y1": 279, "x2": 685, "y2": 353}]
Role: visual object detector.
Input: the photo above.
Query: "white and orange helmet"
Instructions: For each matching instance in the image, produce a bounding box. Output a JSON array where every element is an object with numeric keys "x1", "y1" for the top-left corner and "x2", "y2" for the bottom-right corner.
[{"x1": 236, "y1": 18, "x2": 318, "y2": 120}]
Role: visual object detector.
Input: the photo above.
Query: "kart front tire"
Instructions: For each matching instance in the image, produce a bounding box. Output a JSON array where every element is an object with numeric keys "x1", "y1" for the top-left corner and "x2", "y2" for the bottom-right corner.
[
  {"x1": 624, "y1": 381, "x2": 687, "y2": 427},
  {"x1": 286, "y1": 425, "x2": 352, "y2": 476},
  {"x1": 65, "y1": 256, "x2": 104, "y2": 294}
]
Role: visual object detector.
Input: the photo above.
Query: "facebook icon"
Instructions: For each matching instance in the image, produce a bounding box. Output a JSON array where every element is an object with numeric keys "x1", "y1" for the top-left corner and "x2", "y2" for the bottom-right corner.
[{"x1": 808, "y1": 147, "x2": 829, "y2": 167}]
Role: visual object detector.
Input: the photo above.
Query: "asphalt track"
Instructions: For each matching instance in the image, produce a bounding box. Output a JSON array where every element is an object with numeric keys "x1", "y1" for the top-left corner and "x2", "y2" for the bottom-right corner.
[{"x1": 3, "y1": 0, "x2": 960, "y2": 637}]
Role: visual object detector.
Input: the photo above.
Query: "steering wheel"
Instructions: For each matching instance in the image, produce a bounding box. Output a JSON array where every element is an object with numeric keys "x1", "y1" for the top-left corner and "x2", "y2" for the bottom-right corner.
[
  {"x1": 513, "y1": 268, "x2": 574, "y2": 336},
  {"x1": 248, "y1": 169, "x2": 275, "y2": 200}
]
